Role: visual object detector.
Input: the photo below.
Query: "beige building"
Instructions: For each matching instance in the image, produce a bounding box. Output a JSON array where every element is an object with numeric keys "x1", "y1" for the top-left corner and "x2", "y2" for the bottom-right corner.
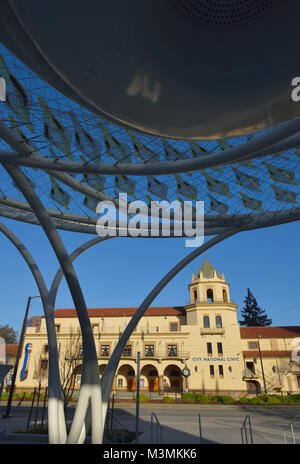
[{"x1": 15, "y1": 258, "x2": 300, "y2": 398}]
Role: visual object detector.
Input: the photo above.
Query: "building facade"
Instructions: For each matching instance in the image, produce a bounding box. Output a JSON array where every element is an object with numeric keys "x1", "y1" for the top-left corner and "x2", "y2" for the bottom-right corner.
[{"x1": 15, "y1": 259, "x2": 300, "y2": 398}]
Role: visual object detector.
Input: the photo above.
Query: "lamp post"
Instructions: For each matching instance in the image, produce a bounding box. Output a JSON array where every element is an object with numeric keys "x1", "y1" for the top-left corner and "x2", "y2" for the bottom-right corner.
[
  {"x1": 182, "y1": 365, "x2": 191, "y2": 394},
  {"x1": 258, "y1": 336, "x2": 267, "y2": 395},
  {"x1": 2, "y1": 295, "x2": 40, "y2": 418},
  {"x1": 135, "y1": 351, "x2": 140, "y2": 444}
]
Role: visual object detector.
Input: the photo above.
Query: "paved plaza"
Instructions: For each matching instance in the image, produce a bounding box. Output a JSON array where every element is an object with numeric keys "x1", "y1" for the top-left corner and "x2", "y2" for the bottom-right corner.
[{"x1": 0, "y1": 401, "x2": 299, "y2": 444}]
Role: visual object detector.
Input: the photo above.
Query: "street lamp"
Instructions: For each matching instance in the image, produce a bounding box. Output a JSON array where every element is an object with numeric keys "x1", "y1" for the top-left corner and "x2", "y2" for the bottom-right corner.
[
  {"x1": 2, "y1": 295, "x2": 40, "y2": 418},
  {"x1": 258, "y1": 335, "x2": 267, "y2": 396}
]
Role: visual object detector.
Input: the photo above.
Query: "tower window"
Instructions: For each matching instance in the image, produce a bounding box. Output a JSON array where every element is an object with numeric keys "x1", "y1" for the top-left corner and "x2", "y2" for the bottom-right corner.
[
  {"x1": 193, "y1": 289, "x2": 198, "y2": 303},
  {"x1": 223, "y1": 289, "x2": 228, "y2": 302},
  {"x1": 203, "y1": 316, "x2": 210, "y2": 328},
  {"x1": 207, "y1": 289, "x2": 214, "y2": 302},
  {"x1": 216, "y1": 316, "x2": 222, "y2": 329}
]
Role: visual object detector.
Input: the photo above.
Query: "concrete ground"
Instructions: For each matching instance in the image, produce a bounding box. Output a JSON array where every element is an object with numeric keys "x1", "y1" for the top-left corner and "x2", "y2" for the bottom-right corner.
[{"x1": 0, "y1": 401, "x2": 299, "y2": 444}]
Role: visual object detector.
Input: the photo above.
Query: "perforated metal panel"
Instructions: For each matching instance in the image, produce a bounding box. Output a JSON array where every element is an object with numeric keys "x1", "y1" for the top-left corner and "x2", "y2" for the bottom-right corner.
[{"x1": 176, "y1": 0, "x2": 274, "y2": 24}]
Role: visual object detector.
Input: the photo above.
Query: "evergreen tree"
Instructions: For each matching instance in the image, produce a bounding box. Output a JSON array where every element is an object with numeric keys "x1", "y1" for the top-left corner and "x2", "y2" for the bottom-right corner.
[{"x1": 239, "y1": 288, "x2": 272, "y2": 326}]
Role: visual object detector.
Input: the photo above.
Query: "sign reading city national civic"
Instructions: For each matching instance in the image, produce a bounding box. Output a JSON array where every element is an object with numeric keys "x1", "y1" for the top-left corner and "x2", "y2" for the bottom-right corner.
[{"x1": 192, "y1": 356, "x2": 240, "y2": 362}]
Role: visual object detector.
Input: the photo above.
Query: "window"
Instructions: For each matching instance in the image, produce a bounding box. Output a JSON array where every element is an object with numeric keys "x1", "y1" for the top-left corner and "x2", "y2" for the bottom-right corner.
[
  {"x1": 216, "y1": 316, "x2": 222, "y2": 329},
  {"x1": 223, "y1": 289, "x2": 228, "y2": 302},
  {"x1": 118, "y1": 378, "x2": 123, "y2": 387},
  {"x1": 101, "y1": 345, "x2": 110, "y2": 357},
  {"x1": 123, "y1": 345, "x2": 132, "y2": 357},
  {"x1": 170, "y1": 323, "x2": 178, "y2": 332},
  {"x1": 145, "y1": 345, "x2": 154, "y2": 357},
  {"x1": 207, "y1": 342, "x2": 213, "y2": 356},
  {"x1": 217, "y1": 342, "x2": 223, "y2": 356},
  {"x1": 168, "y1": 345, "x2": 177, "y2": 357},
  {"x1": 203, "y1": 316, "x2": 210, "y2": 328},
  {"x1": 297, "y1": 375, "x2": 300, "y2": 388},
  {"x1": 55, "y1": 324, "x2": 60, "y2": 333},
  {"x1": 246, "y1": 361, "x2": 255, "y2": 374},
  {"x1": 248, "y1": 342, "x2": 258, "y2": 350},
  {"x1": 207, "y1": 289, "x2": 214, "y2": 302},
  {"x1": 43, "y1": 344, "x2": 48, "y2": 354},
  {"x1": 156, "y1": 327, "x2": 159, "y2": 332},
  {"x1": 209, "y1": 365, "x2": 215, "y2": 378},
  {"x1": 218, "y1": 365, "x2": 224, "y2": 378},
  {"x1": 40, "y1": 359, "x2": 48, "y2": 370},
  {"x1": 193, "y1": 289, "x2": 198, "y2": 303}
]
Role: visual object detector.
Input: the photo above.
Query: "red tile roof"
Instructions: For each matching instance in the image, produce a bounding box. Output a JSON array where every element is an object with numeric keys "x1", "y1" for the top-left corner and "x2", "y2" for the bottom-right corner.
[
  {"x1": 6, "y1": 344, "x2": 18, "y2": 357},
  {"x1": 52, "y1": 306, "x2": 186, "y2": 318},
  {"x1": 243, "y1": 350, "x2": 292, "y2": 358},
  {"x1": 240, "y1": 326, "x2": 300, "y2": 339}
]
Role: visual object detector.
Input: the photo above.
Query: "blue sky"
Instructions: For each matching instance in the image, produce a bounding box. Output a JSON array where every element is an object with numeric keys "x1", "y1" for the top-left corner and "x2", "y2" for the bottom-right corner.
[{"x1": 0, "y1": 216, "x2": 299, "y2": 336}]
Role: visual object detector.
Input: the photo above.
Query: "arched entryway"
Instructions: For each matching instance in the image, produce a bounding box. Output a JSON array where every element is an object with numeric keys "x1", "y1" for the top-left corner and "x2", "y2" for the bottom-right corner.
[
  {"x1": 99, "y1": 364, "x2": 106, "y2": 377},
  {"x1": 141, "y1": 364, "x2": 159, "y2": 391},
  {"x1": 117, "y1": 364, "x2": 136, "y2": 390},
  {"x1": 163, "y1": 364, "x2": 183, "y2": 393},
  {"x1": 246, "y1": 380, "x2": 261, "y2": 395}
]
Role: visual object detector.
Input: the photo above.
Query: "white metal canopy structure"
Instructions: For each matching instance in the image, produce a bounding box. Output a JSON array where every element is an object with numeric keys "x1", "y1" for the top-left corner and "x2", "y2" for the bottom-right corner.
[
  {"x1": 1, "y1": 0, "x2": 300, "y2": 139},
  {"x1": 0, "y1": 1, "x2": 300, "y2": 444}
]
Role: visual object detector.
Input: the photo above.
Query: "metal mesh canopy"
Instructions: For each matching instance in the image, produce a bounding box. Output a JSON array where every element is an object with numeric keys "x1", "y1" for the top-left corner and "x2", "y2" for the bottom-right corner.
[{"x1": 1, "y1": 44, "x2": 300, "y2": 234}]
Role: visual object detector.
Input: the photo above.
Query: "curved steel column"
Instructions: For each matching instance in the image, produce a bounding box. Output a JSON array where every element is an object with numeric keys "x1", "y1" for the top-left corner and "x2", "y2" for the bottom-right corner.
[
  {"x1": 0, "y1": 221, "x2": 65, "y2": 443},
  {"x1": 100, "y1": 227, "x2": 243, "y2": 431},
  {"x1": 1, "y1": 117, "x2": 300, "y2": 175},
  {"x1": 3, "y1": 163, "x2": 103, "y2": 444}
]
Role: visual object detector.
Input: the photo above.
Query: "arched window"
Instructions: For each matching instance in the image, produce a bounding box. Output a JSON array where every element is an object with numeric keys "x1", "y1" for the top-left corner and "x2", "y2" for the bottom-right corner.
[
  {"x1": 216, "y1": 316, "x2": 222, "y2": 328},
  {"x1": 223, "y1": 289, "x2": 228, "y2": 302},
  {"x1": 193, "y1": 289, "x2": 198, "y2": 303},
  {"x1": 207, "y1": 289, "x2": 214, "y2": 302},
  {"x1": 203, "y1": 316, "x2": 210, "y2": 328}
]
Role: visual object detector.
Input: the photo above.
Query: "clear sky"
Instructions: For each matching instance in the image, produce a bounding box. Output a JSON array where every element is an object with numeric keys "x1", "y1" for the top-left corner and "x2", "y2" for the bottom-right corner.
[{"x1": 0, "y1": 216, "x2": 299, "y2": 337}]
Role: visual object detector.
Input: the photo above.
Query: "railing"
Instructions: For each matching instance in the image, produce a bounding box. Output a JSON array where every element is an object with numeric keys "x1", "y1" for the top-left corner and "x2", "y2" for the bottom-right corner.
[
  {"x1": 151, "y1": 412, "x2": 163, "y2": 444},
  {"x1": 241, "y1": 415, "x2": 253, "y2": 444},
  {"x1": 142, "y1": 350, "x2": 189, "y2": 359},
  {"x1": 243, "y1": 368, "x2": 259, "y2": 378},
  {"x1": 96, "y1": 325, "x2": 183, "y2": 334},
  {"x1": 186, "y1": 299, "x2": 236, "y2": 305},
  {"x1": 283, "y1": 415, "x2": 300, "y2": 444},
  {"x1": 97, "y1": 350, "x2": 189, "y2": 359},
  {"x1": 104, "y1": 410, "x2": 126, "y2": 444},
  {"x1": 200, "y1": 328, "x2": 225, "y2": 335}
]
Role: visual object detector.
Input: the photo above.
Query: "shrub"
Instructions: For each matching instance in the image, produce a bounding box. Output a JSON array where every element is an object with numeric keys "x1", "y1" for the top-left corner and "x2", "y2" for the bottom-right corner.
[
  {"x1": 210, "y1": 395, "x2": 235, "y2": 404},
  {"x1": 247, "y1": 397, "x2": 264, "y2": 405},
  {"x1": 182, "y1": 393, "x2": 197, "y2": 402},
  {"x1": 134, "y1": 394, "x2": 149, "y2": 403},
  {"x1": 162, "y1": 396, "x2": 174, "y2": 403},
  {"x1": 287, "y1": 394, "x2": 300, "y2": 404},
  {"x1": 239, "y1": 397, "x2": 249, "y2": 404},
  {"x1": 194, "y1": 394, "x2": 209, "y2": 404},
  {"x1": 257, "y1": 395, "x2": 284, "y2": 404}
]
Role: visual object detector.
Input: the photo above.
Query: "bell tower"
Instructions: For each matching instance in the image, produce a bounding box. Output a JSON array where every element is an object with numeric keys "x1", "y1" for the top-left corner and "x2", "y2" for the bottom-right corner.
[
  {"x1": 185, "y1": 257, "x2": 238, "y2": 327},
  {"x1": 189, "y1": 257, "x2": 230, "y2": 305}
]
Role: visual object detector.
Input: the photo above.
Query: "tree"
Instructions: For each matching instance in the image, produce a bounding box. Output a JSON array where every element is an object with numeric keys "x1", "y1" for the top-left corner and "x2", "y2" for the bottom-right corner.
[
  {"x1": 239, "y1": 288, "x2": 272, "y2": 327},
  {"x1": 59, "y1": 327, "x2": 83, "y2": 411},
  {"x1": 0, "y1": 324, "x2": 18, "y2": 344}
]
